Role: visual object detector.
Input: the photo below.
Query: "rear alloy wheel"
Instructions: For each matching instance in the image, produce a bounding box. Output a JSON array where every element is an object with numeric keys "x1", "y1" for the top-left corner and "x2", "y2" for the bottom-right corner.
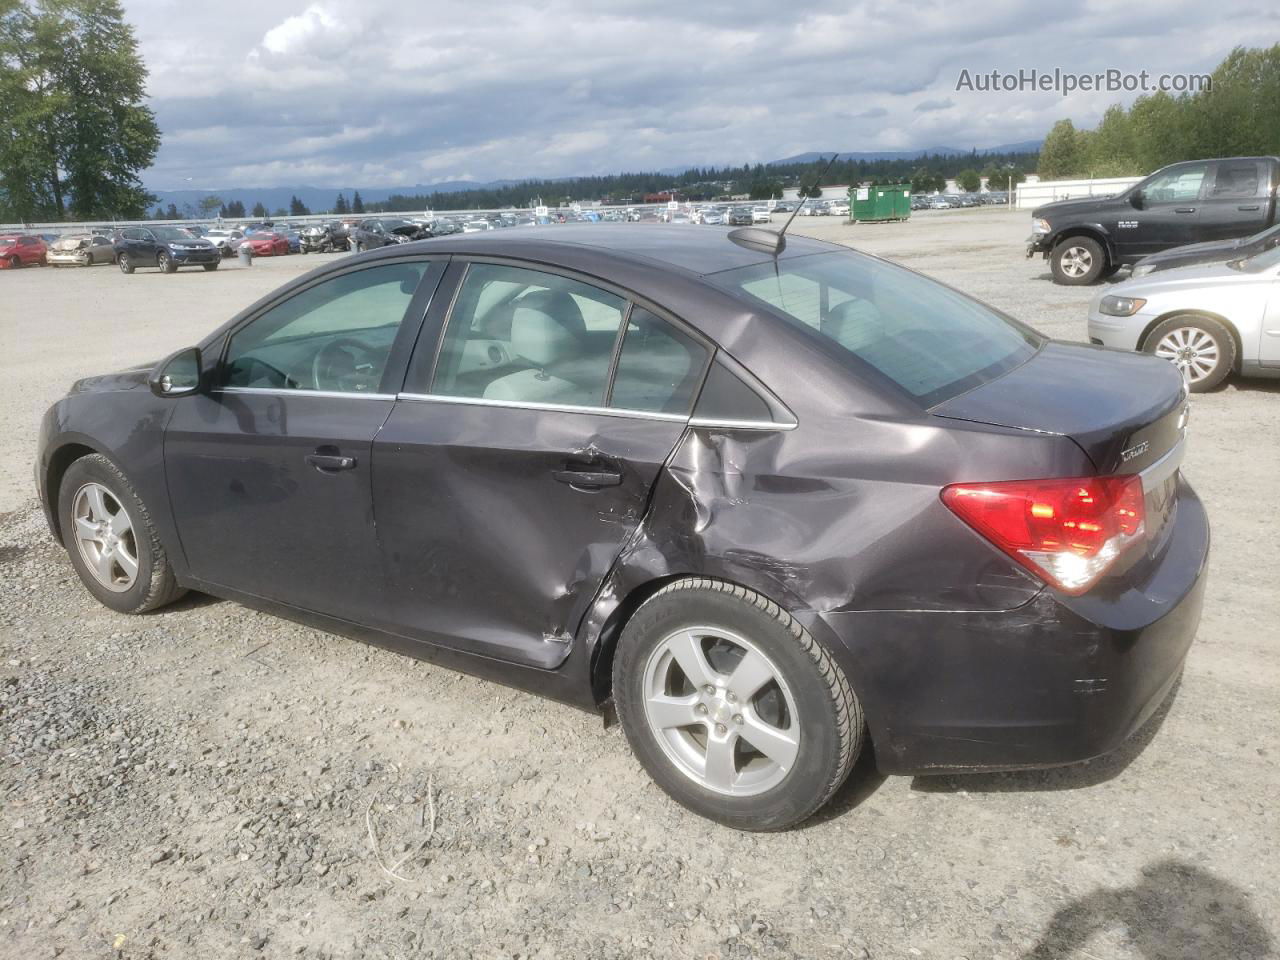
[
  {"x1": 57, "y1": 454, "x2": 185, "y2": 614},
  {"x1": 118, "y1": 253, "x2": 134, "y2": 274},
  {"x1": 157, "y1": 251, "x2": 174, "y2": 273},
  {"x1": 1145, "y1": 314, "x2": 1235, "y2": 392},
  {"x1": 1051, "y1": 236, "x2": 1106, "y2": 285},
  {"x1": 613, "y1": 578, "x2": 863, "y2": 831}
]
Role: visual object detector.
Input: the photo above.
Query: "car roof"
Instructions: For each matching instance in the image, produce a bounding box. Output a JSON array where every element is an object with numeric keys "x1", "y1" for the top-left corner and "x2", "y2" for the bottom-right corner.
[{"x1": 396, "y1": 224, "x2": 838, "y2": 277}]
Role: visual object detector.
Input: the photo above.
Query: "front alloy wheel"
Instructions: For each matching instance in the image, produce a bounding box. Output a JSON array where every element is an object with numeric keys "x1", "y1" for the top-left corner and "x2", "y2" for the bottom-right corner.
[
  {"x1": 118, "y1": 253, "x2": 134, "y2": 274},
  {"x1": 71, "y1": 482, "x2": 139, "y2": 592},
  {"x1": 1051, "y1": 237, "x2": 1106, "y2": 285},
  {"x1": 1145, "y1": 314, "x2": 1235, "y2": 392}
]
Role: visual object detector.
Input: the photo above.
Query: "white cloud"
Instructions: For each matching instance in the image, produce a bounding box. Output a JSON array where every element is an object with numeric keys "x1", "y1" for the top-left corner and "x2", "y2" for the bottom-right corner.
[{"x1": 118, "y1": 0, "x2": 1265, "y2": 189}]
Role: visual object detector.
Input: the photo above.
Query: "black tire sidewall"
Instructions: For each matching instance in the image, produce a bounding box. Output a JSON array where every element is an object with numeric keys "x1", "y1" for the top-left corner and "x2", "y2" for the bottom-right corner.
[
  {"x1": 58, "y1": 456, "x2": 160, "y2": 614},
  {"x1": 614, "y1": 586, "x2": 847, "y2": 831},
  {"x1": 1051, "y1": 236, "x2": 1106, "y2": 285},
  {"x1": 1143, "y1": 314, "x2": 1235, "y2": 392}
]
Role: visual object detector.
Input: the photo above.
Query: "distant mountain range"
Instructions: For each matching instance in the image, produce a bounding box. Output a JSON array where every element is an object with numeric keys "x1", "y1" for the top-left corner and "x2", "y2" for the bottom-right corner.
[
  {"x1": 145, "y1": 141, "x2": 1043, "y2": 213},
  {"x1": 766, "y1": 141, "x2": 1043, "y2": 165}
]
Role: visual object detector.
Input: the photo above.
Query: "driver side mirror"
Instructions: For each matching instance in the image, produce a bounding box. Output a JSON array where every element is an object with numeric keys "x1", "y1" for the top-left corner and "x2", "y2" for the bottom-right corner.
[
  {"x1": 149, "y1": 346, "x2": 203, "y2": 398},
  {"x1": 1129, "y1": 189, "x2": 1144, "y2": 210}
]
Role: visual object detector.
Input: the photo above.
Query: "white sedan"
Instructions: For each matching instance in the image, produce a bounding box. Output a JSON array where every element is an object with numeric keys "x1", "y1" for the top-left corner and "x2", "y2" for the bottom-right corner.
[
  {"x1": 751, "y1": 207, "x2": 772, "y2": 224},
  {"x1": 1087, "y1": 244, "x2": 1280, "y2": 391}
]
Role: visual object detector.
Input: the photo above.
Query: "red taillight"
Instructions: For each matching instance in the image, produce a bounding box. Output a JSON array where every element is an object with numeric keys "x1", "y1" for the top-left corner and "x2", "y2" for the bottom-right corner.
[{"x1": 941, "y1": 475, "x2": 1146, "y2": 594}]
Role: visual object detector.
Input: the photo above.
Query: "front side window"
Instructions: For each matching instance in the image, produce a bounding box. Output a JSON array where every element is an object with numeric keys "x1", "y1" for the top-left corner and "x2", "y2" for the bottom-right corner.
[
  {"x1": 710, "y1": 251, "x2": 1039, "y2": 406},
  {"x1": 1142, "y1": 163, "x2": 1208, "y2": 203},
  {"x1": 430, "y1": 264, "x2": 626, "y2": 408},
  {"x1": 223, "y1": 262, "x2": 428, "y2": 394}
]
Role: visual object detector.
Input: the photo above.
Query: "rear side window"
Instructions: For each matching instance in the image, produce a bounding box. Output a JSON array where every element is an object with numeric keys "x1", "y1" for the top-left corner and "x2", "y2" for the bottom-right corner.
[
  {"x1": 1208, "y1": 160, "x2": 1267, "y2": 200},
  {"x1": 710, "y1": 252, "x2": 1039, "y2": 407},
  {"x1": 609, "y1": 308, "x2": 708, "y2": 414}
]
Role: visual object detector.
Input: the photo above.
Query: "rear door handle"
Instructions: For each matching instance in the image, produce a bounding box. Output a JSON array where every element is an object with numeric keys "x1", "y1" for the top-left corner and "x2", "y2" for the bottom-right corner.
[
  {"x1": 553, "y1": 468, "x2": 622, "y2": 489},
  {"x1": 1174, "y1": 207, "x2": 1197, "y2": 214},
  {"x1": 1238, "y1": 204, "x2": 1261, "y2": 211},
  {"x1": 306, "y1": 452, "x2": 357, "y2": 472}
]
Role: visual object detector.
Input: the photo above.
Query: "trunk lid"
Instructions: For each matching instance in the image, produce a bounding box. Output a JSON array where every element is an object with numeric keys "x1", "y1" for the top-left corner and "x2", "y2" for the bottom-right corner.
[{"x1": 932, "y1": 341, "x2": 1187, "y2": 475}]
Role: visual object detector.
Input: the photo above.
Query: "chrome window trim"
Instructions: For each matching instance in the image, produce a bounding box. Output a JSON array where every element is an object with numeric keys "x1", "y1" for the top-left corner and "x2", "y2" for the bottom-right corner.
[
  {"x1": 688, "y1": 416, "x2": 797, "y2": 432},
  {"x1": 1139, "y1": 436, "x2": 1185, "y2": 493},
  {"x1": 216, "y1": 386, "x2": 396, "y2": 401},
  {"x1": 396, "y1": 391, "x2": 689, "y2": 423}
]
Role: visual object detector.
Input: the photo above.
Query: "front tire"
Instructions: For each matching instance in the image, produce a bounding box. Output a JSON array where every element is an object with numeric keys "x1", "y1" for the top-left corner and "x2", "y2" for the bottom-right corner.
[
  {"x1": 8, "y1": 255, "x2": 21, "y2": 269},
  {"x1": 203, "y1": 262, "x2": 219, "y2": 271},
  {"x1": 117, "y1": 253, "x2": 134, "y2": 274},
  {"x1": 1050, "y1": 236, "x2": 1106, "y2": 285},
  {"x1": 1144, "y1": 314, "x2": 1235, "y2": 392},
  {"x1": 57, "y1": 454, "x2": 186, "y2": 614},
  {"x1": 613, "y1": 578, "x2": 863, "y2": 831},
  {"x1": 157, "y1": 251, "x2": 175, "y2": 273}
]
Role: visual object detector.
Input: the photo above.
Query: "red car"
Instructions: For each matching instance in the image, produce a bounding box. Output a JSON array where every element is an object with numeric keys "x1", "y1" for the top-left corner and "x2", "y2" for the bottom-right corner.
[
  {"x1": 241, "y1": 231, "x2": 290, "y2": 256},
  {"x1": 0, "y1": 234, "x2": 48, "y2": 268}
]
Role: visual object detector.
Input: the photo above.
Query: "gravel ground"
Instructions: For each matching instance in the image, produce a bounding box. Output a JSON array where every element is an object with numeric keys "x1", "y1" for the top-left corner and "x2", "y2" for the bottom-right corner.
[{"x1": 1, "y1": 211, "x2": 1277, "y2": 959}]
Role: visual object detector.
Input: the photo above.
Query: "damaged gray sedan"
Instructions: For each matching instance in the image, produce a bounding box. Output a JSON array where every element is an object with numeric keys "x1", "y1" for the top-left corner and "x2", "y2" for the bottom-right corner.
[{"x1": 36, "y1": 226, "x2": 1207, "y2": 830}]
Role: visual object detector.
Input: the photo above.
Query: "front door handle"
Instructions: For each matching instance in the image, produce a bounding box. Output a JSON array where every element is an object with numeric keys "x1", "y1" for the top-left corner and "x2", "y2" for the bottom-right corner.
[
  {"x1": 1174, "y1": 207, "x2": 1197, "y2": 214},
  {"x1": 306, "y1": 452, "x2": 357, "y2": 473},
  {"x1": 1238, "y1": 204, "x2": 1261, "y2": 211},
  {"x1": 553, "y1": 468, "x2": 622, "y2": 489}
]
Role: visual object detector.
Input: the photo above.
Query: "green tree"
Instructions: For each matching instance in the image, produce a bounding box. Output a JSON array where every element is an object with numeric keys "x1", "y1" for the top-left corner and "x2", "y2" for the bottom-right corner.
[
  {"x1": 1038, "y1": 119, "x2": 1086, "y2": 179},
  {"x1": 251, "y1": 201, "x2": 267, "y2": 218},
  {"x1": 272, "y1": 207, "x2": 287, "y2": 217},
  {"x1": 351, "y1": 190, "x2": 364, "y2": 213},
  {"x1": 289, "y1": 194, "x2": 310, "y2": 216},
  {"x1": 334, "y1": 193, "x2": 349, "y2": 214},
  {"x1": 198, "y1": 194, "x2": 223, "y2": 218},
  {"x1": 956, "y1": 168, "x2": 981, "y2": 192},
  {"x1": 225, "y1": 199, "x2": 245, "y2": 219},
  {"x1": 162, "y1": 202, "x2": 178, "y2": 220},
  {"x1": 0, "y1": 0, "x2": 160, "y2": 221}
]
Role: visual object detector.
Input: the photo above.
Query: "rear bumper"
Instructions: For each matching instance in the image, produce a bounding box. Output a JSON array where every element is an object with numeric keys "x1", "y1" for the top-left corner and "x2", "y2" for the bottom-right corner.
[{"x1": 822, "y1": 477, "x2": 1209, "y2": 774}]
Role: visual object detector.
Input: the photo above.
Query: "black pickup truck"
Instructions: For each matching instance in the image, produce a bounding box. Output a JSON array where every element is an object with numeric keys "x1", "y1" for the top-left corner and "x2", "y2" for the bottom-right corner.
[{"x1": 1026, "y1": 156, "x2": 1280, "y2": 284}]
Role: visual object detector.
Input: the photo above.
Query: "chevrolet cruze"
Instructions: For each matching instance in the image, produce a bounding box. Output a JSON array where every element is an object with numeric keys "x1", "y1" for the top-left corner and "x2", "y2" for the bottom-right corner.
[{"x1": 37, "y1": 226, "x2": 1207, "y2": 830}]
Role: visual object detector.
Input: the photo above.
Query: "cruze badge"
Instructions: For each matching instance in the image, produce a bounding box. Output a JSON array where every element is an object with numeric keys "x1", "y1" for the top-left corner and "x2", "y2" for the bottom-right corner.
[{"x1": 1120, "y1": 440, "x2": 1150, "y2": 462}]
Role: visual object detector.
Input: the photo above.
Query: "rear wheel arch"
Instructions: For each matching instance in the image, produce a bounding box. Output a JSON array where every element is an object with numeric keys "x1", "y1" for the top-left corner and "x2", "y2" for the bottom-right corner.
[{"x1": 1140, "y1": 310, "x2": 1244, "y2": 373}]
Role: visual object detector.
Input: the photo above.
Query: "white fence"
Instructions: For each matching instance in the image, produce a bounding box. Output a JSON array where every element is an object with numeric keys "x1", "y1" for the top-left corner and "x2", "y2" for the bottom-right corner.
[{"x1": 1014, "y1": 176, "x2": 1142, "y2": 210}]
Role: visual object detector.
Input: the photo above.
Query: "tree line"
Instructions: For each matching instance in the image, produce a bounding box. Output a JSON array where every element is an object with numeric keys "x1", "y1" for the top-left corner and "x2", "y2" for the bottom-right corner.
[{"x1": 1038, "y1": 45, "x2": 1280, "y2": 180}]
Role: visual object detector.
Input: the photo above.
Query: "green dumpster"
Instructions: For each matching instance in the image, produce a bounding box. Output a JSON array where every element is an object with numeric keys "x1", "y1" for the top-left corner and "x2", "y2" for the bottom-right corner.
[{"x1": 850, "y1": 183, "x2": 911, "y2": 222}]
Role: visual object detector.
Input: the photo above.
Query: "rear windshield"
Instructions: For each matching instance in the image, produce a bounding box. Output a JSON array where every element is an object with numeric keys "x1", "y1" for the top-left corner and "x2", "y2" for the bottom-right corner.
[{"x1": 709, "y1": 251, "x2": 1040, "y2": 406}]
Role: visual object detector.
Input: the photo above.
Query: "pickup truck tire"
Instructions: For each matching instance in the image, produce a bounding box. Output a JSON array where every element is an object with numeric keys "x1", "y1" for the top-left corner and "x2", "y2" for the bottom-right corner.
[
  {"x1": 1051, "y1": 237, "x2": 1106, "y2": 285},
  {"x1": 1143, "y1": 315, "x2": 1235, "y2": 392}
]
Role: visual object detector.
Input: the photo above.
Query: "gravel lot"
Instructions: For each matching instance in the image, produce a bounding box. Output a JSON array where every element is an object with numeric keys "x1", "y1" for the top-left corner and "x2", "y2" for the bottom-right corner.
[{"x1": 2, "y1": 210, "x2": 1277, "y2": 959}]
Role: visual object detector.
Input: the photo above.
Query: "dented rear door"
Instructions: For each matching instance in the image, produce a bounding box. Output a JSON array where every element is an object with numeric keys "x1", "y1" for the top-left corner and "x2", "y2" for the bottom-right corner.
[{"x1": 370, "y1": 400, "x2": 686, "y2": 668}]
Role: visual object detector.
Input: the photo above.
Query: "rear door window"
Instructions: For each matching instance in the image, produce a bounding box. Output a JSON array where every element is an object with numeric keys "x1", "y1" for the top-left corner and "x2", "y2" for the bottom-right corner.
[
  {"x1": 609, "y1": 308, "x2": 709, "y2": 414},
  {"x1": 1207, "y1": 160, "x2": 1268, "y2": 200}
]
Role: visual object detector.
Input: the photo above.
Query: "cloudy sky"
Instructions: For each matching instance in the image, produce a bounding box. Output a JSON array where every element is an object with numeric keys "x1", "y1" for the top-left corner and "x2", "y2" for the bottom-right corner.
[{"x1": 124, "y1": 0, "x2": 1273, "y2": 190}]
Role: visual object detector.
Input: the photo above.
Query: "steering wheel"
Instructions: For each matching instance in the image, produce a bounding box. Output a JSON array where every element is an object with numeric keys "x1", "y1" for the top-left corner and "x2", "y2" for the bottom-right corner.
[
  {"x1": 235, "y1": 356, "x2": 300, "y2": 390},
  {"x1": 312, "y1": 337, "x2": 380, "y2": 392}
]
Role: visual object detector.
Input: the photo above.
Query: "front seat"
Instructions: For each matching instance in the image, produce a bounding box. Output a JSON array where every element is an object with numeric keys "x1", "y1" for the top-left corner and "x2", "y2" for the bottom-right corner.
[{"x1": 483, "y1": 295, "x2": 592, "y2": 405}]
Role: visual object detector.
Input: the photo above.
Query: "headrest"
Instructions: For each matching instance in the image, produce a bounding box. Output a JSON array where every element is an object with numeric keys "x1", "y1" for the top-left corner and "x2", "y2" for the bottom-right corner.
[
  {"x1": 511, "y1": 306, "x2": 581, "y2": 368},
  {"x1": 513, "y1": 289, "x2": 586, "y2": 336}
]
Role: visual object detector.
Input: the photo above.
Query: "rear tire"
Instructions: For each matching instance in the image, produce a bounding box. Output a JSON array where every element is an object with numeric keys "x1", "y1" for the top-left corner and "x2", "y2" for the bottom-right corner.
[
  {"x1": 57, "y1": 454, "x2": 186, "y2": 614},
  {"x1": 613, "y1": 578, "x2": 863, "y2": 831},
  {"x1": 1050, "y1": 236, "x2": 1106, "y2": 285},
  {"x1": 1143, "y1": 314, "x2": 1235, "y2": 392}
]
